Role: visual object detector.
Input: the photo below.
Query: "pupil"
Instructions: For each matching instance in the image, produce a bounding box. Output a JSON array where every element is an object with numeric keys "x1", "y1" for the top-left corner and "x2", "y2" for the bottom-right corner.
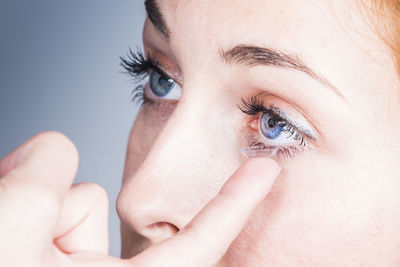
[
  {"x1": 260, "y1": 113, "x2": 284, "y2": 140},
  {"x1": 268, "y1": 118, "x2": 276, "y2": 128},
  {"x1": 150, "y1": 70, "x2": 176, "y2": 97}
]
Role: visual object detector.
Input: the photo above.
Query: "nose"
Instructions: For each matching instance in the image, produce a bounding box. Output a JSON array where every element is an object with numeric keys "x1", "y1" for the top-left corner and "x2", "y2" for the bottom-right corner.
[{"x1": 117, "y1": 97, "x2": 241, "y2": 247}]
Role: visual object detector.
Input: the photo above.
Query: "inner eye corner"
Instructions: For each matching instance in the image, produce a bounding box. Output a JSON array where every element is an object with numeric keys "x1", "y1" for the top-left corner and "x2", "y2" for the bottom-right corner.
[{"x1": 247, "y1": 117, "x2": 260, "y2": 131}]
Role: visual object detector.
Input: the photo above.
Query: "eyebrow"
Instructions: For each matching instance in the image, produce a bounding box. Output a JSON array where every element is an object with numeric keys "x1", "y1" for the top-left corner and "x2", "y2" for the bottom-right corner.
[
  {"x1": 144, "y1": 0, "x2": 170, "y2": 40},
  {"x1": 220, "y1": 45, "x2": 346, "y2": 101},
  {"x1": 143, "y1": 1, "x2": 345, "y2": 102}
]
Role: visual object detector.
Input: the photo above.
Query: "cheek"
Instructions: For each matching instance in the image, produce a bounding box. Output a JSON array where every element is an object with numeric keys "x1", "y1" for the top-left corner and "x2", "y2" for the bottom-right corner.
[{"x1": 224, "y1": 151, "x2": 400, "y2": 265}]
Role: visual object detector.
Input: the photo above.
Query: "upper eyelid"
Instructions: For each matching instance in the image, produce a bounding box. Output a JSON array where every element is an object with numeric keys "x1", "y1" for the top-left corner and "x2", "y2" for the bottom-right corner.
[
  {"x1": 267, "y1": 106, "x2": 316, "y2": 140},
  {"x1": 146, "y1": 56, "x2": 181, "y2": 84},
  {"x1": 143, "y1": 55, "x2": 165, "y2": 75}
]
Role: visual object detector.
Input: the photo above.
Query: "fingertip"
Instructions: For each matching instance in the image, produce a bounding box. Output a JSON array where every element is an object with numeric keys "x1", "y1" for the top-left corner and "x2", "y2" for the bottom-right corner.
[
  {"x1": 24, "y1": 131, "x2": 79, "y2": 163},
  {"x1": 1, "y1": 131, "x2": 79, "y2": 178},
  {"x1": 0, "y1": 131, "x2": 80, "y2": 200},
  {"x1": 21, "y1": 131, "x2": 80, "y2": 177},
  {"x1": 244, "y1": 157, "x2": 281, "y2": 176}
]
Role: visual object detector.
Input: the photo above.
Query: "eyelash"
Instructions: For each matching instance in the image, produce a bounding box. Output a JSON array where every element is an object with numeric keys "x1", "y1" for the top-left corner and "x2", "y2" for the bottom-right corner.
[
  {"x1": 239, "y1": 96, "x2": 311, "y2": 158},
  {"x1": 121, "y1": 48, "x2": 311, "y2": 159},
  {"x1": 120, "y1": 48, "x2": 168, "y2": 106}
]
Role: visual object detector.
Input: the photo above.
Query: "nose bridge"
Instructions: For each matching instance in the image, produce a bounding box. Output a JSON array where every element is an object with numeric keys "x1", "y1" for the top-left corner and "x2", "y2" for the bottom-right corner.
[{"x1": 118, "y1": 95, "x2": 239, "y2": 243}]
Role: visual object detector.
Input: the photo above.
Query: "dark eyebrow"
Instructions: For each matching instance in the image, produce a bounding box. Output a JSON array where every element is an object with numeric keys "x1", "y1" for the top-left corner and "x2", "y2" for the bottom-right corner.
[
  {"x1": 220, "y1": 45, "x2": 346, "y2": 101},
  {"x1": 144, "y1": 0, "x2": 170, "y2": 40}
]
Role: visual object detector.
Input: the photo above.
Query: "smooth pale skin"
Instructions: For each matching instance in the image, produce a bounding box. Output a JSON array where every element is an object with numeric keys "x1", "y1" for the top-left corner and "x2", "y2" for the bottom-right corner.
[
  {"x1": 2, "y1": 1, "x2": 400, "y2": 267},
  {"x1": 117, "y1": 0, "x2": 400, "y2": 266},
  {"x1": 0, "y1": 132, "x2": 280, "y2": 267}
]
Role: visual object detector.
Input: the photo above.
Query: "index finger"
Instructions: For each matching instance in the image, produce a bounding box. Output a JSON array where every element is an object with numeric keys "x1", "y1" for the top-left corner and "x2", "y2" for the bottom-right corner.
[{"x1": 132, "y1": 157, "x2": 281, "y2": 267}]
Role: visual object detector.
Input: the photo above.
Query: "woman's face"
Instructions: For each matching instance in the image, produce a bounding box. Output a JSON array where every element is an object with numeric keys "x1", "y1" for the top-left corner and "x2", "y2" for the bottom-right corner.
[{"x1": 117, "y1": 0, "x2": 400, "y2": 265}]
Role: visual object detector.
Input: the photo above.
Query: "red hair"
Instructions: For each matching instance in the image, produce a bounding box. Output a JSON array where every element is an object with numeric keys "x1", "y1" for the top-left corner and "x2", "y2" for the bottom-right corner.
[{"x1": 361, "y1": 1, "x2": 400, "y2": 75}]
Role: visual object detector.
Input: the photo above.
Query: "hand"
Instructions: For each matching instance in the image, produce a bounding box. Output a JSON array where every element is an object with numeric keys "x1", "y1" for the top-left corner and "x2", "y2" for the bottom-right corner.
[{"x1": 0, "y1": 132, "x2": 280, "y2": 267}]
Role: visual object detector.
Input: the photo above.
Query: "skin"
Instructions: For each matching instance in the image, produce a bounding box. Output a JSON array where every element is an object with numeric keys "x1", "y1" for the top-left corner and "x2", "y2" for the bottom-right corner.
[
  {"x1": 2, "y1": 0, "x2": 400, "y2": 266},
  {"x1": 117, "y1": 0, "x2": 400, "y2": 266},
  {"x1": 0, "y1": 132, "x2": 279, "y2": 267}
]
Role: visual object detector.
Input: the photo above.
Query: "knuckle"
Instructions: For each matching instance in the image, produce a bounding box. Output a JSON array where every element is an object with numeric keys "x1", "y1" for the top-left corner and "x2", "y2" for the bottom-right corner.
[
  {"x1": 89, "y1": 183, "x2": 109, "y2": 205},
  {"x1": 77, "y1": 182, "x2": 109, "y2": 208}
]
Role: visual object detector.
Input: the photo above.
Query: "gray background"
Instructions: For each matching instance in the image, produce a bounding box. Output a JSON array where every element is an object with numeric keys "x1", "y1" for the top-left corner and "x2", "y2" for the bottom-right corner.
[{"x1": 0, "y1": 1, "x2": 145, "y2": 257}]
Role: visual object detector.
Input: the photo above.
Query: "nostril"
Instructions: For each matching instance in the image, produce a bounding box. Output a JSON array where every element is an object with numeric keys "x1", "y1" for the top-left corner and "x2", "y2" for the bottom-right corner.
[{"x1": 143, "y1": 222, "x2": 180, "y2": 244}]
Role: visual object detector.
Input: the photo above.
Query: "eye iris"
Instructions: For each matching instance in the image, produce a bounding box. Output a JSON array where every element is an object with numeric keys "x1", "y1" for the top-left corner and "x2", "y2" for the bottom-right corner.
[
  {"x1": 261, "y1": 113, "x2": 284, "y2": 139},
  {"x1": 150, "y1": 70, "x2": 175, "y2": 97}
]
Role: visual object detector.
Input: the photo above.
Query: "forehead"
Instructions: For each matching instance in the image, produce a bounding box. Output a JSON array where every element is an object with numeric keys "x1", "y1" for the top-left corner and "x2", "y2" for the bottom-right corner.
[{"x1": 159, "y1": 0, "x2": 342, "y2": 50}]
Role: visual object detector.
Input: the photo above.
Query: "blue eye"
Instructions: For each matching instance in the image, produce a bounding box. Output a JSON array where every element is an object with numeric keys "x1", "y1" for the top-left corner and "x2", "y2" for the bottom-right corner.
[
  {"x1": 260, "y1": 113, "x2": 286, "y2": 139},
  {"x1": 149, "y1": 70, "x2": 181, "y2": 100},
  {"x1": 238, "y1": 96, "x2": 314, "y2": 157},
  {"x1": 259, "y1": 112, "x2": 301, "y2": 146}
]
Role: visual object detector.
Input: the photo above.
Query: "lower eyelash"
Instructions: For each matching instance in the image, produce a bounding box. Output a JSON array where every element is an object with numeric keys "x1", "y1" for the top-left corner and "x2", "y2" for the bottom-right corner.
[
  {"x1": 277, "y1": 145, "x2": 307, "y2": 159},
  {"x1": 131, "y1": 85, "x2": 160, "y2": 109},
  {"x1": 248, "y1": 141, "x2": 307, "y2": 159},
  {"x1": 131, "y1": 85, "x2": 145, "y2": 103}
]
